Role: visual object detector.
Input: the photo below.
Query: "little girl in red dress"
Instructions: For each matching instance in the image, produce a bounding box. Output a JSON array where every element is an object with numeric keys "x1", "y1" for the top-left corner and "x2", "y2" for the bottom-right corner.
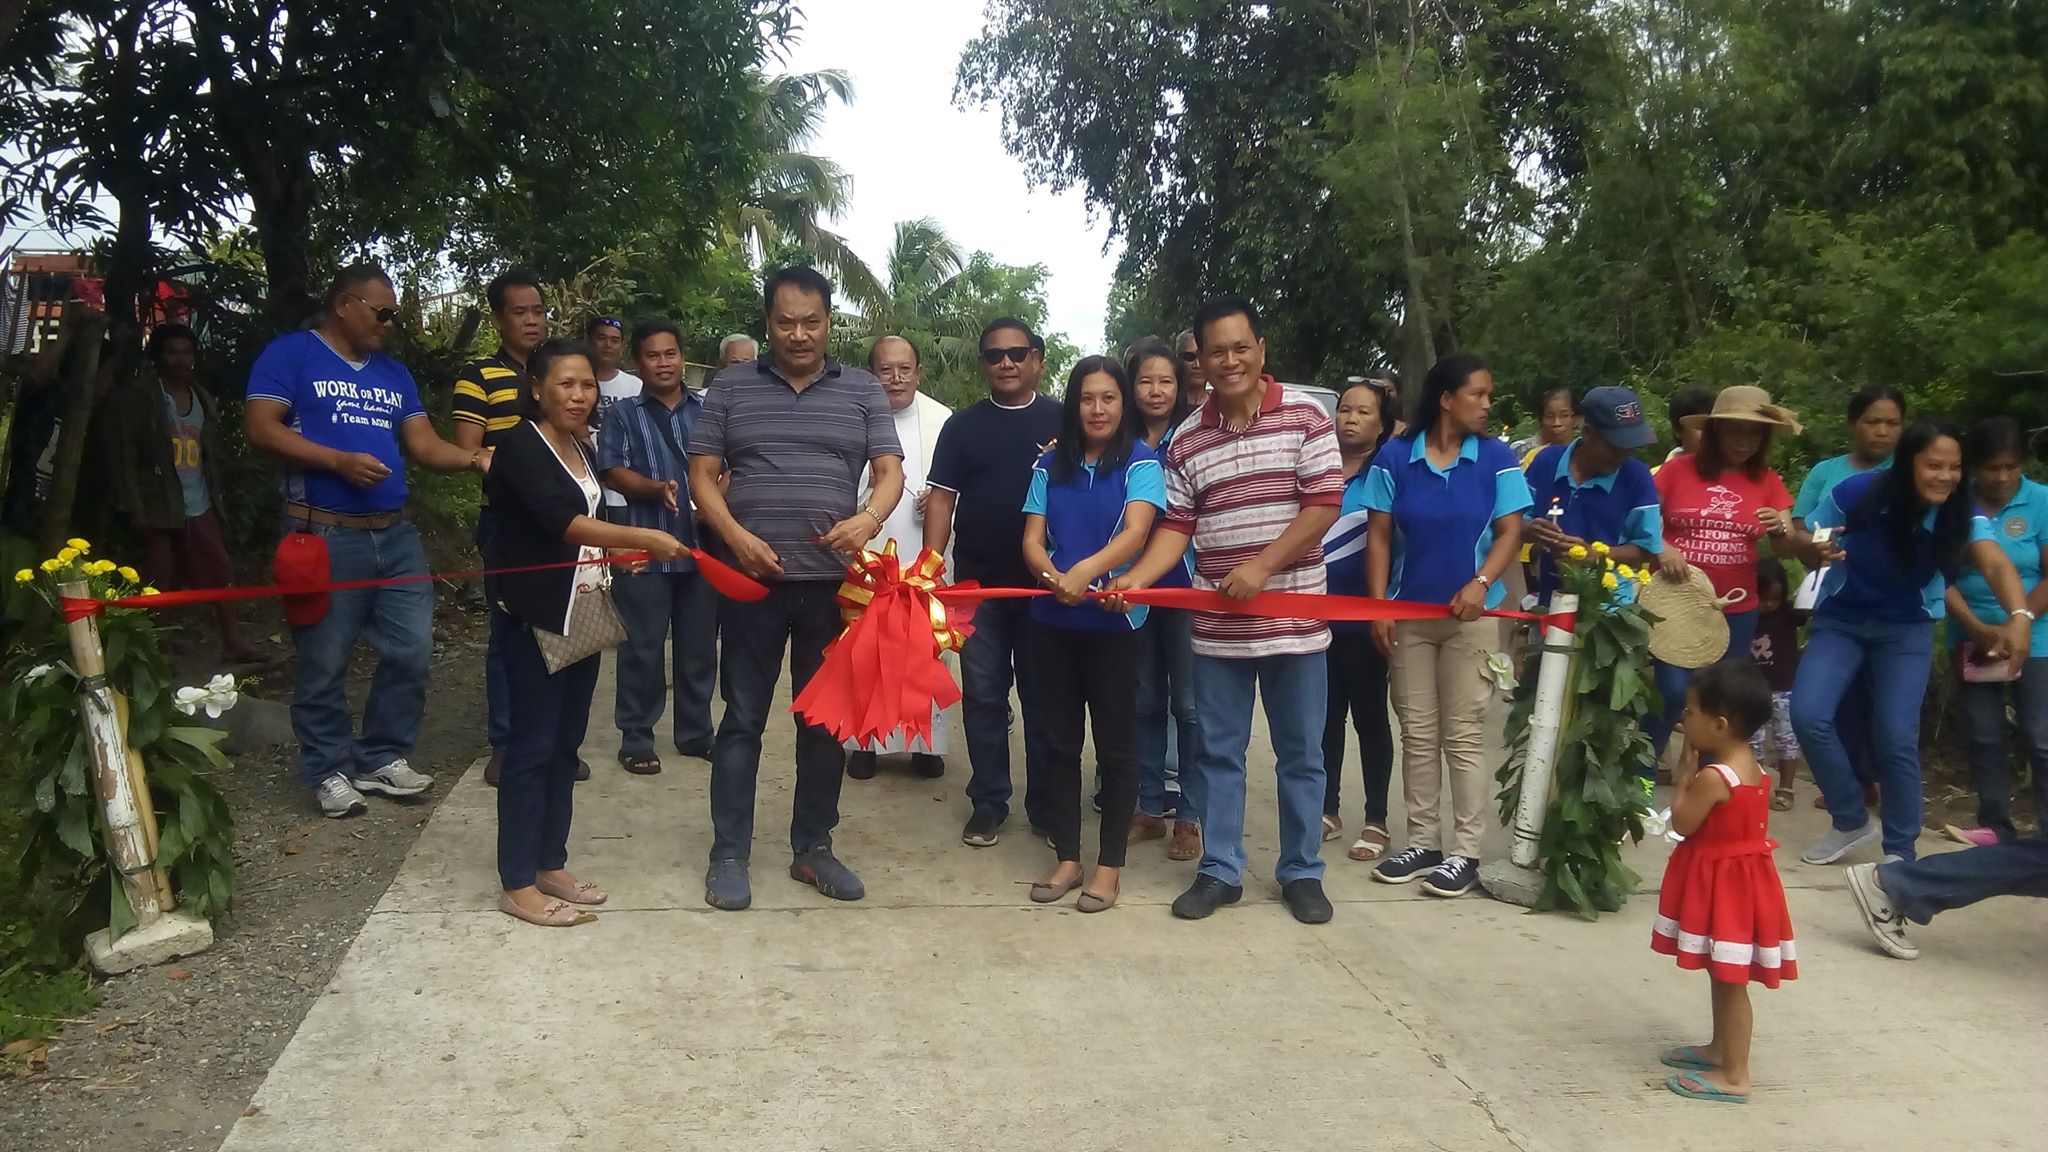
[{"x1": 1650, "y1": 658, "x2": 1797, "y2": 1103}]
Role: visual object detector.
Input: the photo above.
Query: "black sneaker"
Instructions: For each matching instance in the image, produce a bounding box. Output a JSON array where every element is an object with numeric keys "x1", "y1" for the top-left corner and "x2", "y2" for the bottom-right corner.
[
  {"x1": 1421, "y1": 855, "x2": 1479, "y2": 898},
  {"x1": 911, "y1": 753, "x2": 944, "y2": 779},
  {"x1": 1372, "y1": 846, "x2": 1444, "y2": 884},
  {"x1": 962, "y1": 808, "x2": 1003, "y2": 848},
  {"x1": 1281, "y1": 878, "x2": 1334, "y2": 924},
  {"x1": 1171, "y1": 874, "x2": 1244, "y2": 920},
  {"x1": 846, "y1": 751, "x2": 878, "y2": 780}
]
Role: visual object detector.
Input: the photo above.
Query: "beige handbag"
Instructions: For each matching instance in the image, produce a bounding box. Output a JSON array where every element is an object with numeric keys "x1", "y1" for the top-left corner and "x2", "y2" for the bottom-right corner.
[{"x1": 532, "y1": 579, "x2": 626, "y2": 674}]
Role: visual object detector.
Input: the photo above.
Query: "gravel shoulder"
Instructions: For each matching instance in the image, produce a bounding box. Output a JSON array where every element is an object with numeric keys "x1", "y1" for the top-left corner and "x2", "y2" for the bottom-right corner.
[{"x1": 0, "y1": 599, "x2": 489, "y2": 1152}]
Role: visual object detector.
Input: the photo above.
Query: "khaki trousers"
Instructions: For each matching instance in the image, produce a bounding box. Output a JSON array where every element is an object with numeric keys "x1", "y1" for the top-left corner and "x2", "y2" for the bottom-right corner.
[{"x1": 1390, "y1": 617, "x2": 1498, "y2": 860}]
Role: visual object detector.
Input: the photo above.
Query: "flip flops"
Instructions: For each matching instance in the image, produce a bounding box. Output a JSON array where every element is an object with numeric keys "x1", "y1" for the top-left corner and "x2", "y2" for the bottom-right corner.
[
  {"x1": 1666, "y1": 1072, "x2": 1748, "y2": 1104},
  {"x1": 1659, "y1": 1045, "x2": 1719, "y2": 1071}
]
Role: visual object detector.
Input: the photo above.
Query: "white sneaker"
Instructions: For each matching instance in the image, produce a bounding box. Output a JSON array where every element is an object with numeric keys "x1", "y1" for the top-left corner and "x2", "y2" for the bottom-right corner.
[
  {"x1": 355, "y1": 758, "x2": 434, "y2": 798},
  {"x1": 315, "y1": 774, "x2": 368, "y2": 819},
  {"x1": 1846, "y1": 862, "x2": 1918, "y2": 960}
]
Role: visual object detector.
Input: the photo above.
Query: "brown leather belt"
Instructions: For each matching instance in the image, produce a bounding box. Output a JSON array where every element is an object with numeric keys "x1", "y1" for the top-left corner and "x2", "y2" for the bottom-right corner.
[{"x1": 284, "y1": 502, "x2": 408, "y2": 530}]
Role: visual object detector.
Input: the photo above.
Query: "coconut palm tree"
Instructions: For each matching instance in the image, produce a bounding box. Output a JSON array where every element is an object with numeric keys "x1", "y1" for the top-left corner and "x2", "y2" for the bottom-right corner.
[{"x1": 723, "y1": 69, "x2": 885, "y2": 313}]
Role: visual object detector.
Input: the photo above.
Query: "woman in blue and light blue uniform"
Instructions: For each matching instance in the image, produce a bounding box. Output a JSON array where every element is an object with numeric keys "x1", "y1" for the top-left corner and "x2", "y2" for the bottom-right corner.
[
  {"x1": 1020, "y1": 355, "x2": 1167, "y2": 912},
  {"x1": 1321, "y1": 378, "x2": 1397, "y2": 862},
  {"x1": 1123, "y1": 337, "x2": 1203, "y2": 859},
  {"x1": 1792, "y1": 422, "x2": 2033, "y2": 867},
  {"x1": 1943, "y1": 417, "x2": 2048, "y2": 845}
]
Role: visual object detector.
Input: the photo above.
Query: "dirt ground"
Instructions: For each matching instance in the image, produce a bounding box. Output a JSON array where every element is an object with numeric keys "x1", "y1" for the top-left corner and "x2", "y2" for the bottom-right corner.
[{"x1": 0, "y1": 588, "x2": 490, "y2": 1152}]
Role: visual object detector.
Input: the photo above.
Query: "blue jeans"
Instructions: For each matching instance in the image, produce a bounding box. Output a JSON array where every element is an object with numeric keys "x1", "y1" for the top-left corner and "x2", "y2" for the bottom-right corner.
[
  {"x1": 1877, "y1": 838, "x2": 2048, "y2": 925},
  {"x1": 496, "y1": 611, "x2": 600, "y2": 890},
  {"x1": 1791, "y1": 614, "x2": 1935, "y2": 860},
  {"x1": 1189, "y1": 650, "x2": 1328, "y2": 887},
  {"x1": 1955, "y1": 656, "x2": 2048, "y2": 841},
  {"x1": 611, "y1": 569, "x2": 719, "y2": 758},
  {"x1": 287, "y1": 521, "x2": 432, "y2": 790},
  {"x1": 1646, "y1": 608, "x2": 1759, "y2": 771},
  {"x1": 475, "y1": 507, "x2": 511, "y2": 750},
  {"x1": 960, "y1": 597, "x2": 1050, "y2": 826},
  {"x1": 1135, "y1": 608, "x2": 1200, "y2": 821}
]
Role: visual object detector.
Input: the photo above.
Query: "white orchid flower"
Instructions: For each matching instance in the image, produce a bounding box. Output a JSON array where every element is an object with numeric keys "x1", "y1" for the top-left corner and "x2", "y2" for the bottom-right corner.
[
  {"x1": 1483, "y1": 652, "x2": 1518, "y2": 693},
  {"x1": 173, "y1": 686, "x2": 210, "y2": 715},
  {"x1": 173, "y1": 673, "x2": 240, "y2": 718},
  {"x1": 24, "y1": 663, "x2": 56, "y2": 684}
]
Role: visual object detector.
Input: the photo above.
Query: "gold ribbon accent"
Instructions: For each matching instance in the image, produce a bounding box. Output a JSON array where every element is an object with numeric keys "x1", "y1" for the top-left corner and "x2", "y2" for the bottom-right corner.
[{"x1": 835, "y1": 540, "x2": 966, "y2": 655}]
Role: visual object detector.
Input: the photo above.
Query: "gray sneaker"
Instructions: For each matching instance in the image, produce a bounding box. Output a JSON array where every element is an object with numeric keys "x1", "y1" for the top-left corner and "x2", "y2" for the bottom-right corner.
[
  {"x1": 315, "y1": 774, "x2": 368, "y2": 819},
  {"x1": 355, "y1": 758, "x2": 434, "y2": 798},
  {"x1": 1846, "y1": 862, "x2": 1919, "y2": 960},
  {"x1": 704, "y1": 858, "x2": 752, "y2": 911},
  {"x1": 791, "y1": 848, "x2": 865, "y2": 901},
  {"x1": 1800, "y1": 821, "x2": 1879, "y2": 865}
]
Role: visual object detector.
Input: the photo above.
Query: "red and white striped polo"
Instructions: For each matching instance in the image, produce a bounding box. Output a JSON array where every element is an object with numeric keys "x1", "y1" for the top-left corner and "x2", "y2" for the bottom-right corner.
[{"x1": 1161, "y1": 379, "x2": 1344, "y2": 658}]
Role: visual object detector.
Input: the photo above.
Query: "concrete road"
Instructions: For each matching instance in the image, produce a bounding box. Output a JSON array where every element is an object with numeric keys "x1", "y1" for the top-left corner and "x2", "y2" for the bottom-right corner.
[{"x1": 219, "y1": 659, "x2": 2046, "y2": 1151}]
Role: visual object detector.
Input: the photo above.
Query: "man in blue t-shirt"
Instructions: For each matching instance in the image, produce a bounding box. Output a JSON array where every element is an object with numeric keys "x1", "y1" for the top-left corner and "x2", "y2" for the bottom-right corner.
[
  {"x1": 1521, "y1": 385, "x2": 1664, "y2": 598},
  {"x1": 245, "y1": 263, "x2": 492, "y2": 819}
]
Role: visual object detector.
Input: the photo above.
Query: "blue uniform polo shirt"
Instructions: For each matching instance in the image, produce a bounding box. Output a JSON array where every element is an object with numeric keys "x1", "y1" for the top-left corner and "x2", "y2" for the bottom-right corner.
[
  {"x1": 1022, "y1": 443, "x2": 1167, "y2": 631},
  {"x1": 1363, "y1": 433, "x2": 1533, "y2": 608},
  {"x1": 1952, "y1": 476, "x2": 2048, "y2": 657},
  {"x1": 1322, "y1": 469, "x2": 1373, "y2": 632},
  {"x1": 1524, "y1": 440, "x2": 1663, "y2": 596},
  {"x1": 1793, "y1": 452, "x2": 1889, "y2": 524},
  {"x1": 1809, "y1": 469, "x2": 1994, "y2": 623}
]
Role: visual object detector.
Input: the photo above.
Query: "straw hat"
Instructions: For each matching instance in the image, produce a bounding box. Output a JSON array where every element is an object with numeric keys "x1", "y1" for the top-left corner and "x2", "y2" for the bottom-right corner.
[
  {"x1": 1640, "y1": 567, "x2": 1748, "y2": 669},
  {"x1": 1680, "y1": 385, "x2": 1803, "y2": 435}
]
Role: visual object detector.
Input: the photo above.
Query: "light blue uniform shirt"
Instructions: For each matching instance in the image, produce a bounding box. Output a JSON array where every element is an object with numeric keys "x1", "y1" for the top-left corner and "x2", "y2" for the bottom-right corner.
[{"x1": 1952, "y1": 477, "x2": 2048, "y2": 658}]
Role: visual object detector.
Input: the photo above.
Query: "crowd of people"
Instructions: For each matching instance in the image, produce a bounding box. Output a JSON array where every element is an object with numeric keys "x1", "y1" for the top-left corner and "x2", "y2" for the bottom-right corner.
[{"x1": 192, "y1": 259, "x2": 2042, "y2": 967}]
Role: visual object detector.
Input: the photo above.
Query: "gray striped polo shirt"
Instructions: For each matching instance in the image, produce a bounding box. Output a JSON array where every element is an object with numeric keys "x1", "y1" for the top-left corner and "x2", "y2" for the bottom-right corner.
[{"x1": 688, "y1": 357, "x2": 902, "y2": 580}]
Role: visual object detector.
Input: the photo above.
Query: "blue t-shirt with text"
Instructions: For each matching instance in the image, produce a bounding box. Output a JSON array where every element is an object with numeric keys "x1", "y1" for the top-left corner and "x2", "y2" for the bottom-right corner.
[{"x1": 246, "y1": 330, "x2": 425, "y2": 516}]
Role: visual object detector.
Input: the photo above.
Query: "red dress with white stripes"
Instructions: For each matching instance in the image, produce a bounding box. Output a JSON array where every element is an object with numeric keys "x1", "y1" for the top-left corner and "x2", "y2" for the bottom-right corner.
[{"x1": 1650, "y1": 763, "x2": 1798, "y2": 987}]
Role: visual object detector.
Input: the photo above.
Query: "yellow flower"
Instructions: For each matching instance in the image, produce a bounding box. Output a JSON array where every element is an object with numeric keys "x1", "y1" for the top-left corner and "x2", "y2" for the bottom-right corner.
[
  {"x1": 13, "y1": 569, "x2": 32, "y2": 583},
  {"x1": 118, "y1": 565, "x2": 140, "y2": 583},
  {"x1": 39, "y1": 558, "x2": 61, "y2": 573},
  {"x1": 1638, "y1": 568, "x2": 1654, "y2": 586},
  {"x1": 88, "y1": 559, "x2": 115, "y2": 576},
  {"x1": 1617, "y1": 564, "x2": 1636, "y2": 581},
  {"x1": 1602, "y1": 572, "x2": 1620, "y2": 591},
  {"x1": 1567, "y1": 544, "x2": 1589, "y2": 560},
  {"x1": 1591, "y1": 541, "x2": 1610, "y2": 556},
  {"x1": 66, "y1": 537, "x2": 90, "y2": 554},
  {"x1": 141, "y1": 586, "x2": 161, "y2": 596},
  {"x1": 56, "y1": 547, "x2": 79, "y2": 565}
]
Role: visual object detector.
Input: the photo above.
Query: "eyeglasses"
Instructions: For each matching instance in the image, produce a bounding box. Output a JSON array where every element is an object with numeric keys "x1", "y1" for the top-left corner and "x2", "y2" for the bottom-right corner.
[
  {"x1": 980, "y1": 346, "x2": 1032, "y2": 365},
  {"x1": 343, "y1": 293, "x2": 398, "y2": 325}
]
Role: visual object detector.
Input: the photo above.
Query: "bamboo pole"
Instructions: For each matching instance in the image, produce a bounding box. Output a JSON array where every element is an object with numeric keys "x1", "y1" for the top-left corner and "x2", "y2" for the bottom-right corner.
[
  {"x1": 60, "y1": 580, "x2": 167, "y2": 929},
  {"x1": 1510, "y1": 593, "x2": 1580, "y2": 869},
  {"x1": 114, "y1": 693, "x2": 175, "y2": 912}
]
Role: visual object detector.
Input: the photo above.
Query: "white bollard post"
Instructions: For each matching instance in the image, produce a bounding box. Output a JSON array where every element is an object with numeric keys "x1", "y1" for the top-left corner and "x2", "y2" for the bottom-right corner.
[{"x1": 1509, "y1": 593, "x2": 1579, "y2": 869}]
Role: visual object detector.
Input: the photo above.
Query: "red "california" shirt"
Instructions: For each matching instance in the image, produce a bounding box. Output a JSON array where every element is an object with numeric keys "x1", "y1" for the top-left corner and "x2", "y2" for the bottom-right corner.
[{"x1": 1654, "y1": 453, "x2": 1791, "y2": 613}]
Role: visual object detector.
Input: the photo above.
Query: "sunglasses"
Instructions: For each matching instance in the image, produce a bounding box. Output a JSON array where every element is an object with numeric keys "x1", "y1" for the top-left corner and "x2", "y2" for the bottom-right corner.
[
  {"x1": 980, "y1": 346, "x2": 1033, "y2": 365},
  {"x1": 1179, "y1": 350, "x2": 1199, "y2": 362},
  {"x1": 344, "y1": 293, "x2": 398, "y2": 325}
]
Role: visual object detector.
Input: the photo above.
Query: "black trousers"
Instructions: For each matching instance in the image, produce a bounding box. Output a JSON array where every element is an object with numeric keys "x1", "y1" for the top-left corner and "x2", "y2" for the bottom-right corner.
[
  {"x1": 496, "y1": 611, "x2": 601, "y2": 891},
  {"x1": 708, "y1": 581, "x2": 845, "y2": 862},
  {"x1": 1032, "y1": 621, "x2": 1140, "y2": 867},
  {"x1": 1323, "y1": 629, "x2": 1393, "y2": 824}
]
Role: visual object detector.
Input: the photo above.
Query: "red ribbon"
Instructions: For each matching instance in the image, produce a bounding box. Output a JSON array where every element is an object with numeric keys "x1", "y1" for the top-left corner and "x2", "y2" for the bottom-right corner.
[{"x1": 56, "y1": 548, "x2": 767, "y2": 623}]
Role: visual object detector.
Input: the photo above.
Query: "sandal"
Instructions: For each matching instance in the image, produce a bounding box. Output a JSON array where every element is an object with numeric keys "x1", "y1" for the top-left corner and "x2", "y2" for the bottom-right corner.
[
  {"x1": 498, "y1": 892, "x2": 596, "y2": 927},
  {"x1": 1665, "y1": 1072, "x2": 1747, "y2": 1104},
  {"x1": 619, "y1": 752, "x2": 662, "y2": 776},
  {"x1": 1659, "y1": 1045, "x2": 1719, "y2": 1071},
  {"x1": 1770, "y1": 789, "x2": 1794, "y2": 812},
  {"x1": 1321, "y1": 814, "x2": 1343, "y2": 842},
  {"x1": 537, "y1": 874, "x2": 609, "y2": 906},
  {"x1": 1348, "y1": 823, "x2": 1391, "y2": 862}
]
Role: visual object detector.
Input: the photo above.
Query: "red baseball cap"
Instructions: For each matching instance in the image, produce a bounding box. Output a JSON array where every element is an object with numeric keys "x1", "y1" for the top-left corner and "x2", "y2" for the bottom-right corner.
[{"x1": 272, "y1": 532, "x2": 331, "y2": 627}]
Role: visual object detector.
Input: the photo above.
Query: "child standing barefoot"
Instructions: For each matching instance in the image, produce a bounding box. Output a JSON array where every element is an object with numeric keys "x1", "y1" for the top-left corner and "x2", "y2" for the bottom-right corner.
[{"x1": 1651, "y1": 659, "x2": 1798, "y2": 1103}]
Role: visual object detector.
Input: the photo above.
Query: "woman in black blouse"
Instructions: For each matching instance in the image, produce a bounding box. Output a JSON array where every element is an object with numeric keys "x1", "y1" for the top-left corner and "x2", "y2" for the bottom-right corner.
[{"x1": 486, "y1": 338, "x2": 686, "y2": 927}]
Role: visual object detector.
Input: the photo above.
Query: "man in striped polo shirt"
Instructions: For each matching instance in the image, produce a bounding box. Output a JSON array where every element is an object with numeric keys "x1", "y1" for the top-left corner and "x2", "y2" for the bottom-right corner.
[
  {"x1": 453, "y1": 267, "x2": 555, "y2": 786},
  {"x1": 1111, "y1": 297, "x2": 1345, "y2": 924},
  {"x1": 687, "y1": 266, "x2": 905, "y2": 912}
]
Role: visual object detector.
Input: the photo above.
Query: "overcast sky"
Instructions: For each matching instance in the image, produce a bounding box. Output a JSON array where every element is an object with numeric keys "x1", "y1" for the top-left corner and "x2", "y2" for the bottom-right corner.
[{"x1": 780, "y1": 0, "x2": 1121, "y2": 349}]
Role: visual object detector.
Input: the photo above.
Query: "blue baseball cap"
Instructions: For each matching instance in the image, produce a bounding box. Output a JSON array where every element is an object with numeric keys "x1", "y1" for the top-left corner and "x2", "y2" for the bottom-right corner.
[{"x1": 1580, "y1": 385, "x2": 1656, "y2": 450}]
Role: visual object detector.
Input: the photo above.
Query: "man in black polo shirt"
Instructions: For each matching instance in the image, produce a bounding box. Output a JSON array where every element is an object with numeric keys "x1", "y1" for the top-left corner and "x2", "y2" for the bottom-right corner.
[
  {"x1": 687, "y1": 266, "x2": 905, "y2": 911},
  {"x1": 452, "y1": 268, "x2": 559, "y2": 786},
  {"x1": 924, "y1": 317, "x2": 1062, "y2": 848}
]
